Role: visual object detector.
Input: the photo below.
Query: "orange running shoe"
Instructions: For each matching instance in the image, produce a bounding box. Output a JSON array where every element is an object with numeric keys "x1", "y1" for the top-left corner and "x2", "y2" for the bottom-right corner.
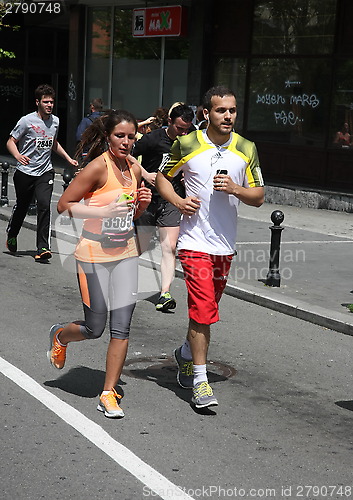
[
  {"x1": 35, "y1": 248, "x2": 52, "y2": 262},
  {"x1": 47, "y1": 324, "x2": 67, "y2": 369},
  {"x1": 97, "y1": 388, "x2": 124, "y2": 418}
]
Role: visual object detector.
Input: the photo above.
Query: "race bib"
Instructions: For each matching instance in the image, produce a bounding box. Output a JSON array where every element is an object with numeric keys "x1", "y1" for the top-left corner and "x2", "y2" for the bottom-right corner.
[
  {"x1": 102, "y1": 209, "x2": 134, "y2": 236},
  {"x1": 36, "y1": 137, "x2": 54, "y2": 149}
]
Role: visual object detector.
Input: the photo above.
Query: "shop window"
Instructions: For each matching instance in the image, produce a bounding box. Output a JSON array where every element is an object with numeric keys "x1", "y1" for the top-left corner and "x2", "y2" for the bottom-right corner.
[
  {"x1": 84, "y1": 8, "x2": 190, "y2": 118},
  {"x1": 336, "y1": 0, "x2": 353, "y2": 55},
  {"x1": 213, "y1": 0, "x2": 252, "y2": 55},
  {"x1": 330, "y1": 60, "x2": 353, "y2": 150},
  {"x1": 28, "y1": 27, "x2": 55, "y2": 63},
  {"x1": 57, "y1": 29, "x2": 69, "y2": 63},
  {"x1": 85, "y1": 7, "x2": 112, "y2": 108},
  {"x1": 111, "y1": 9, "x2": 160, "y2": 117},
  {"x1": 214, "y1": 58, "x2": 247, "y2": 133},
  {"x1": 163, "y1": 37, "x2": 189, "y2": 109},
  {"x1": 111, "y1": 9, "x2": 189, "y2": 119},
  {"x1": 253, "y1": 0, "x2": 336, "y2": 55},
  {"x1": 247, "y1": 58, "x2": 331, "y2": 146}
]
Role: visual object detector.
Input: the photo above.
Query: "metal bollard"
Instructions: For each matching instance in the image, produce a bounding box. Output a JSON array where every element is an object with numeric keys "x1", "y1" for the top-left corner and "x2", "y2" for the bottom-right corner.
[
  {"x1": 266, "y1": 210, "x2": 284, "y2": 287},
  {"x1": 62, "y1": 168, "x2": 73, "y2": 191},
  {"x1": 0, "y1": 161, "x2": 10, "y2": 206},
  {"x1": 60, "y1": 168, "x2": 74, "y2": 225}
]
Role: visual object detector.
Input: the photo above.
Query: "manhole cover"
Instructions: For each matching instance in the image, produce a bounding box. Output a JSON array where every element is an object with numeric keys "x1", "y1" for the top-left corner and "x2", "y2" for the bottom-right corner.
[{"x1": 123, "y1": 356, "x2": 236, "y2": 385}]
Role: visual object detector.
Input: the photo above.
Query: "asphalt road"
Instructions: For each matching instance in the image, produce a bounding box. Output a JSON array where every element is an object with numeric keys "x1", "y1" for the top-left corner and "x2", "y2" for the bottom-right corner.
[{"x1": 1, "y1": 213, "x2": 353, "y2": 500}]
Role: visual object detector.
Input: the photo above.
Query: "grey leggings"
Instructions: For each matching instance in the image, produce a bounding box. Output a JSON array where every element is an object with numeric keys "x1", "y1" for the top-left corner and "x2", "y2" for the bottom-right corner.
[{"x1": 76, "y1": 257, "x2": 138, "y2": 340}]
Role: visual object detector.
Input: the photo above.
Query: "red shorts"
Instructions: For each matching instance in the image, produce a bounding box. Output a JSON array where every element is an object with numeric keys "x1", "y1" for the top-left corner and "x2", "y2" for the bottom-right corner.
[{"x1": 178, "y1": 249, "x2": 233, "y2": 325}]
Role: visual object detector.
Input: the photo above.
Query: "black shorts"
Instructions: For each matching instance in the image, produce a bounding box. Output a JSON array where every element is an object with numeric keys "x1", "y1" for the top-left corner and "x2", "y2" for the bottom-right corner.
[{"x1": 135, "y1": 197, "x2": 181, "y2": 229}]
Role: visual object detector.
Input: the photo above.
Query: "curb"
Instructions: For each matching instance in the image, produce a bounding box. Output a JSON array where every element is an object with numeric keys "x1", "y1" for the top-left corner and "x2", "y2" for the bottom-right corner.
[
  {"x1": 138, "y1": 257, "x2": 353, "y2": 337},
  {"x1": 224, "y1": 282, "x2": 353, "y2": 337},
  {"x1": 2, "y1": 207, "x2": 353, "y2": 336}
]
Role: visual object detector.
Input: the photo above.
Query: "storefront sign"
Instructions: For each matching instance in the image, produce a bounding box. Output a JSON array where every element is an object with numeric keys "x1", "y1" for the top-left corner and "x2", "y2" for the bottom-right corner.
[{"x1": 132, "y1": 5, "x2": 186, "y2": 37}]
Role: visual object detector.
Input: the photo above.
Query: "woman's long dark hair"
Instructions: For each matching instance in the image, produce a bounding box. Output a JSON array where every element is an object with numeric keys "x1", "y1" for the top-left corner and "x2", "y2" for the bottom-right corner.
[{"x1": 75, "y1": 109, "x2": 138, "y2": 165}]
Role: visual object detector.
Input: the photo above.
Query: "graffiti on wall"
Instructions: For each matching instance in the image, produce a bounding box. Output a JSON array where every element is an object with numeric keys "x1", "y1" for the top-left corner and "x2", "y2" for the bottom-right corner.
[
  {"x1": 68, "y1": 74, "x2": 76, "y2": 101},
  {"x1": 255, "y1": 81, "x2": 320, "y2": 127}
]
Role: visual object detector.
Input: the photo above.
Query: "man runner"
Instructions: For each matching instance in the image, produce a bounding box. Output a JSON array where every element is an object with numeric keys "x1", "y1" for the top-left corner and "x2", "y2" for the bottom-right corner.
[
  {"x1": 156, "y1": 86, "x2": 265, "y2": 408},
  {"x1": 6, "y1": 84, "x2": 78, "y2": 261}
]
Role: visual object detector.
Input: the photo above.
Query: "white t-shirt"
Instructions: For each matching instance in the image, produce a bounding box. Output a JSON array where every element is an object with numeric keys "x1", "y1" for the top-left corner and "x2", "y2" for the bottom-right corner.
[
  {"x1": 161, "y1": 129, "x2": 264, "y2": 255},
  {"x1": 10, "y1": 111, "x2": 59, "y2": 176}
]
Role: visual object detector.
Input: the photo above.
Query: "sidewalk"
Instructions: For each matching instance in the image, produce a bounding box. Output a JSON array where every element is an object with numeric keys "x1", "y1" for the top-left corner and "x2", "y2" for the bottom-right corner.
[
  {"x1": 233, "y1": 203, "x2": 353, "y2": 335},
  {"x1": 140, "y1": 202, "x2": 353, "y2": 336},
  {"x1": 1, "y1": 185, "x2": 353, "y2": 335}
]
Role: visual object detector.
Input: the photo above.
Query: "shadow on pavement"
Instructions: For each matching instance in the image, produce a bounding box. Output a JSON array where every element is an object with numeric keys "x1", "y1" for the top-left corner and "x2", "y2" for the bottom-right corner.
[
  {"x1": 139, "y1": 291, "x2": 160, "y2": 304},
  {"x1": 123, "y1": 355, "x2": 236, "y2": 415},
  {"x1": 335, "y1": 400, "x2": 353, "y2": 412},
  {"x1": 3, "y1": 250, "x2": 37, "y2": 258},
  {"x1": 44, "y1": 366, "x2": 107, "y2": 398}
]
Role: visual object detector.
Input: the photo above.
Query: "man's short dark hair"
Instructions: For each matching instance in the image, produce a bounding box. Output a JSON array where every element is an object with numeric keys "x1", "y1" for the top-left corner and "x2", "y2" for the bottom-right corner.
[
  {"x1": 169, "y1": 104, "x2": 194, "y2": 124},
  {"x1": 35, "y1": 84, "x2": 55, "y2": 101},
  {"x1": 91, "y1": 98, "x2": 103, "y2": 111},
  {"x1": 202, "y1": 86, "x2": 236, "y2": 111}
]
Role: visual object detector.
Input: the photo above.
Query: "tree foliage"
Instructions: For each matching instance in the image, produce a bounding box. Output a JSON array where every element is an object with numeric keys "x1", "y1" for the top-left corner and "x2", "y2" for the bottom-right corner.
[
  {"x1": 0, "y1": 1, "x2": 18, "y2": 59},
  {"x1": 253, "y1": 0, "x2": 336, "y2": 54}
]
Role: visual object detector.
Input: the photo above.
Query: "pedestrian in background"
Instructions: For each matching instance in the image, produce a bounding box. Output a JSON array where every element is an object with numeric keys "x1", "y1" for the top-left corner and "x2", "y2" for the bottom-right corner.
[
  {"x1": 156, "y1": 86, "x2": 265, "y2": 408},
  {"x1": 195, "y1": 105, "x2": 208, "y2": 130},
  {"x1": 76, "y1": 98, "x2": 104, "y2": 142},
  {"x1": 136, "y1": 108, "x2": 169, "y2": 136},
  {"x1": 133, "y1": 103, "x2": 194, "y2": 312},
  {"x1": 6, "y1": 83, "x2": 78, "y2": 262},
  {"x1": 48, "y1": 109, "x2": 151, "y2": 419},
  {"x1": 152, "y1": 107, "x2": 169, "y2": 128},
  {"x1": 333, "y1": 122, "x2": 351, "y2": 148},
  {"x1": 137, "y1": 115, "x2": 156, "y2": 134}
]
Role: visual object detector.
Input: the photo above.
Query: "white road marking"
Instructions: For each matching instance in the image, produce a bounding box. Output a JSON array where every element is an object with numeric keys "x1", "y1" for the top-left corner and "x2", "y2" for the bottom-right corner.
[{"x1": 0, "y1": 356, "x2": 193, "y2": 500}]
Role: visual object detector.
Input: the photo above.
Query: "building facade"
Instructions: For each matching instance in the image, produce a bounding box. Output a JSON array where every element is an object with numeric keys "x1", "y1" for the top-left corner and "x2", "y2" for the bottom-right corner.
[{"x1": 1, "y1": 0, "x2": 353, "y2": 193}]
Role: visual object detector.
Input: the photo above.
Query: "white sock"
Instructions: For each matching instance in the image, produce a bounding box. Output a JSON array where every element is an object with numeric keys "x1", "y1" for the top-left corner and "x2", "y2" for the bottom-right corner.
[
  {"x1": 180, "y1": 340, "x2": 192, "y2": 360},
  {"x1": 102, "y1": 390, "x2": 111, "y2": 395},
  {"x1": 193, "y1": 364, "x2": 207, "y2": 386},
  {"x1": 56, "y1": 333, "x2": 67, "y2": 347}
]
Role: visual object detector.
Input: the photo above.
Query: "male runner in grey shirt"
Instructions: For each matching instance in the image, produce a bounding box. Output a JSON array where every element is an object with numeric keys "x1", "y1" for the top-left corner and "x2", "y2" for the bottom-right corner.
[{"x1": 6, "y1": 83, "x2": 77, "y2": 261}]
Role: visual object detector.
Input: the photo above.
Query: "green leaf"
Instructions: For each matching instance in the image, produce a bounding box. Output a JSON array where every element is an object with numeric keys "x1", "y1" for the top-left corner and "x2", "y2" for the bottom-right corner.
[{"x1": 0, "y1": 48, "x2": 16, "y2": 59}]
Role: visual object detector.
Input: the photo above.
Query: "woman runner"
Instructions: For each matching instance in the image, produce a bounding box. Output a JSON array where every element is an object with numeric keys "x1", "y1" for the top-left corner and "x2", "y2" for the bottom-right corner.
[{"x1": 47, "y1": 109, "x2": 151, "y2": 418}]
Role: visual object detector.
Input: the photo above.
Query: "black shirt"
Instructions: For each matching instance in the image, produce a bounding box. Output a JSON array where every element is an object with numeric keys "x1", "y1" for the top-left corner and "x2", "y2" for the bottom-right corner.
[{"x1": 133, "y1": 128, "x2": 185, "y2": 198}]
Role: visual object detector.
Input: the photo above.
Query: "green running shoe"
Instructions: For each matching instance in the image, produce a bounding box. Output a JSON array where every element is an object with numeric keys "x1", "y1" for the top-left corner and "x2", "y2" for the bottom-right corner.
[
  {"x1": 6, "y1": 236, "x2": 17, "y2": 254},
  {"x1": 155, "y1": 292, "x2": 176, "y2": 312}
]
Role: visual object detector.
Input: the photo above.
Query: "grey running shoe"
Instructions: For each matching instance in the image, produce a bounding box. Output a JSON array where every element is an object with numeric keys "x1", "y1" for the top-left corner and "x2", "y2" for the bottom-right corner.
[
  {"x1": 174, "y1": 346, "x2": 193, "y2": 389},
  {"x1": 191, "y1": 381, "x2": 218, "y2": 408},
  {"x1": 156, "y1": 292, "x2": 176, "y2": 312}
]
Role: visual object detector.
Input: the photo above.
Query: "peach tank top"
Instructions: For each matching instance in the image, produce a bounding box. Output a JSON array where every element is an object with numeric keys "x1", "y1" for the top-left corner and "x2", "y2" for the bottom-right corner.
[{"x1": 74, "y1": 151, "x2": 138, "y2": 263}]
